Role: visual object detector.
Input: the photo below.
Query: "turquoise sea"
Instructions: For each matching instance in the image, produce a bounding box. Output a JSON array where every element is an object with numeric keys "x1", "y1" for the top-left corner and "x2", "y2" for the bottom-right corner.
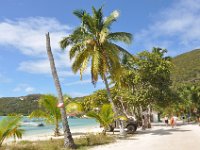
[{"x1": 0, "y1": 116, "x2": 98, "y2": 136}]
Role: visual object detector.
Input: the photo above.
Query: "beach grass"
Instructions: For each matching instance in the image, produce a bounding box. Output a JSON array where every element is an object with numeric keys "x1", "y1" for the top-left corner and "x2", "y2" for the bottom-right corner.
[{"x1": 2, "y1": 133, "x2": 116, "y2": 150}]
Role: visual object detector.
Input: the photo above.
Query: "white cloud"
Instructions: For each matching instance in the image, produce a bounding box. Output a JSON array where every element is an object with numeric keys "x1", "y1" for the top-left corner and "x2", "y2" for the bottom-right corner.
[
  {"x1": 18, "y1": 59, "x2": 51, "y2": 74},
  {"x1": 18, "y1": 52, "x2": 72, "y2": 74},
  {"x1": 13, "y1": 84, "x2": 35, "y2": 93},
  {"x1": 0, "y1": 17, "x2": 81, "y2": 77},
  {"x1": 0, "y1": 17, "x2": 93, "y2": 78},
  {"x1": 135, "y1": 0, "x2": 200, "y2": 55},
  {"x1": 0, "y1": 17, "x2": 70, "y2": 56}
]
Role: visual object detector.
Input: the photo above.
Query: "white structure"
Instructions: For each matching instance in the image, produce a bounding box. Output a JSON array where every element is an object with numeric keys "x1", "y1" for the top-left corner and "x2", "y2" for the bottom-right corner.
[{"x1": 152, "y1": 111, "x2": 159, "y2": 122}]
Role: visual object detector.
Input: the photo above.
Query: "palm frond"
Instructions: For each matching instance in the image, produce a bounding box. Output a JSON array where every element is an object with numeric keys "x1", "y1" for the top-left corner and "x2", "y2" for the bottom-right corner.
[
  {"x1": 103, "y1": 10, "x2": 119, "y2": 29},
  {"x1": 92, "y1": 6, "x2": 104, "y2": 32},
  {"x1": 0, "y1": 116, "x2": 23, "y2": 146},
  {"x1": 29, "y1": 110, "x2": 48, "y2": 118},
  {"x1": 73, "y1": 9, "x2": 86, "y2": 19},
  {"x1": 60, "y1": 36, "x2": 71, "y2": 49},
  {"x1": 80, "y1": 57, "x2": 89, "y2": 80},
  {"x1": 87, "y1": 112, "x2": 104, "y2": 125},
  {"x1": 91, "y1": 49, "x2": 100, "y2": 84},
  {"x1": 69, "y1": 44, "x2": 82, "y2": 60},
  {"x1": 82, "y1": 14, "x2": 96, "y2": 34},
  {"x1": 108, "y1": 32, "x2": 133, "y2": 44},
  {"x1": 72, "y1": 48, "x2": 91, "y2": 73},
  {"x1": 111, "y1": 43, "x2": 133, "y2": 58}
]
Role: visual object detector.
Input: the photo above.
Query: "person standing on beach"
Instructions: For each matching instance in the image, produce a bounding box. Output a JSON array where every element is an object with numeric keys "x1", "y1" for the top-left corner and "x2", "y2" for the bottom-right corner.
[
  {"x1": 173, "y1": 116, "x2": 177, "y2": 127},
  {"x1": 182, "y1": 115, "x2": 185, "y2": 124},
  {"x1": 164, "y1": 116, "x2": 169, "y2": 127},
  {"x1": 170, "y1": 116, "x2": 175, "y2": 128}
]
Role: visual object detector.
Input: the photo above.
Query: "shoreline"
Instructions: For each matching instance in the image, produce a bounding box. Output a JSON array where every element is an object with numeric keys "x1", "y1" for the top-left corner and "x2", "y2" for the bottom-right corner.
[{"x1": 6, "y1": 124, "x2": 102, "y2": 143}]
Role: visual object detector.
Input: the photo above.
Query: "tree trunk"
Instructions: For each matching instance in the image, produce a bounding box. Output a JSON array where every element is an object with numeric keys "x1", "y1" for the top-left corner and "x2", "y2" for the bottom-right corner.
[
  {"x1": 54, "y1": 118, "x2": 61, "y2": 137},
  {"x1": 103, "y1": 74, "x2": 117, "y2": 114},
  {"x1": 46, "y1": 33, "x2": 76, "y2": 149},
  {"x1": 140, "y1": 106, "x2": 146, "y2": 130},
  {"x1": 103, "y1": 74, "x2": 126, "y2": 136},
  {"x1": 119, "y1": 97, "x2": 128, "y2": 117},
  {"x1": 147, "y1": 105, "x2": 151, "y2": 128}
]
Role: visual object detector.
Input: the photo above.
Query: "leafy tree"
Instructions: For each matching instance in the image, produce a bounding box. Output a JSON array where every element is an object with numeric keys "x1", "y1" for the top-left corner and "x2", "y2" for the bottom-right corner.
[
  {"x1": 30, "y1": 94, "x2": 61, "y2": 136},
  {"x1": 0, "y1": 115, "x2": 24, "y2": 146},
  {"x1": 66, "y1": 102, "x2": 84, "y2": 116},
  {"x1": 60, "y1": 6, "x2": 133, "y2": 115},
  {"x1": 82, "y1": 89, "x2": 109, "y2": 112},
  {"x1": 177, "y1": 84, "x2": 200, "y2": 115},
  {"x1": 111, "y1": 48, "x2": 173, "y2": 127}
]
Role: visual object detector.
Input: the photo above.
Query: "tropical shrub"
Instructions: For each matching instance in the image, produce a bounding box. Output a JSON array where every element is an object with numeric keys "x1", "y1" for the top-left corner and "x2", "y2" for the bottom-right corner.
[
  {"x1": 0, "y1": 115, "x2": 24, "y2": 146},
  {"x1": 29, "y1": 94, "x2": 61, "y2": 136},
  {"x1": 87, "y1": 104, "x2": 115, "y2": 134}
]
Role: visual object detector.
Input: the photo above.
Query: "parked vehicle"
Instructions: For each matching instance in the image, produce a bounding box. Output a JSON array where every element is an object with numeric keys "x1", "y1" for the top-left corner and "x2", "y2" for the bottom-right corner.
[{"x1": 107, "y1": 116, "x2": 138, "y2": 134}]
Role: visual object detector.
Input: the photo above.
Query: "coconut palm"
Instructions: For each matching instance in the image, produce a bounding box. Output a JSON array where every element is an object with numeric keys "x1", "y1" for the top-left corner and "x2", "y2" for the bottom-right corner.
[
  {"x1": 30, "y1": 94, "x2": 62, "y2": 136},
  {"x1": 87, "y1": 104, "x2": 115, "y2": 134},
  {"x1": 46, "y1": 33, "x2": 75, "y2": 148},
  {"x1": 60, "y1": 6, "x2": 133, "y2": 115},
  {"x1": 0, "y1": 115, "x2": 24, "y2": 146}
]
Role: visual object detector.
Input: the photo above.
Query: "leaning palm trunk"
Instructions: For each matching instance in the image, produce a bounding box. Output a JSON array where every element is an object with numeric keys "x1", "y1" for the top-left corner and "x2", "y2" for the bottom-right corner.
[
  {"x1": 46, "y1": 33, "x2": 76, "y2": 149},
  {"x1": 103, "y1": 74, "x2": 117, "y2": 114},
  {"x1": 103, "y1": 74, "x2": 126, "y2": 136}
]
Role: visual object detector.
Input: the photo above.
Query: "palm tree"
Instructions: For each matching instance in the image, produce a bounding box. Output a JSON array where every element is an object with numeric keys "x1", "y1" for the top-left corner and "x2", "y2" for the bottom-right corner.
[
  {"x1": 60, "y1": 6, "x2": 133, "y2": 115},
  {"x1": 30, "y1": 94, "x2": 62, "y2": 136},
  {"x1": 87, "y1": 104, "x2": 115, "y2": 134},
  {"x1": 46, "y1": 33, "x2": 76, "y2": 148},
  {"x1": 0, "y1": 115, "x2": 24, "y2": 147}
]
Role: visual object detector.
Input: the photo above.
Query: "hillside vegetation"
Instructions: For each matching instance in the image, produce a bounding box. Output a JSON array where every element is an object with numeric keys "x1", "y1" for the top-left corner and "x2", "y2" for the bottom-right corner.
[
  {"x1": 171, "y1": 49, "x2": 200, "y2": 84},
  {"x1": 0, "y1": 94, "x2": 41, "y2": 115}
]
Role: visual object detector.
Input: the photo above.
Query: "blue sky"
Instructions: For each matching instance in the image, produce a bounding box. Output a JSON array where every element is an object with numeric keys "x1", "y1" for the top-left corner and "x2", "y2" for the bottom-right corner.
[{"x1": 0, "y1": 0, "x2": 200, "y2": 97}]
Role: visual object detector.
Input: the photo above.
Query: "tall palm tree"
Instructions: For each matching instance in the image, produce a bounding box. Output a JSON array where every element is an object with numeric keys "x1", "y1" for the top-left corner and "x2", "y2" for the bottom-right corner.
[
  {"x1": 46, "y1": 33, "x2": 76, "y2": 148},
  {"x1": 30, "y1": 94, "x2": 62, "y2": 136},
  {"x1": 60, "y1": 7, "x2": 133, "y2": 115},
  {"x1": 0, "y1": 115, "x2": 24, "y2": 147}
]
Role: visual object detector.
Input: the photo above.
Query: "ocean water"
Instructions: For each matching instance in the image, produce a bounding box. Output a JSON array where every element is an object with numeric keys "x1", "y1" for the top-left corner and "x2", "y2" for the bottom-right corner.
[{"x1": 0, "y1": 116, "x2": 98, "y2": 136}]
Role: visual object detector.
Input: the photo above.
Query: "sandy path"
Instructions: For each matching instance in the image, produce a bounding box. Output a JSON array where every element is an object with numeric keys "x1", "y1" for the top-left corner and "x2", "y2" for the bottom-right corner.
[{"x1": 91, "y1": 124, "x2": 200, "y2": 150}]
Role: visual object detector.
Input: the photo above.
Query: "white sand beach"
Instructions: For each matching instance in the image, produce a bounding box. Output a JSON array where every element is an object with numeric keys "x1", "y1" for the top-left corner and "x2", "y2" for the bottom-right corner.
[
  {"x1": 91, "y1": 124, "x2": 200, "y2": 150},
  {"x1": 6, "y1": 124, "x2": 103, "y2": 143}
]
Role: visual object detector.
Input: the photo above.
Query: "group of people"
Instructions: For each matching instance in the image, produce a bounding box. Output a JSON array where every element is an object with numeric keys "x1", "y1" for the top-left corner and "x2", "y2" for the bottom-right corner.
[
  {"x1": 164, "y1": 115, "x2": 177, "y2": 128},
  {"x1": 164, "y1": 115, "x2": 200, "y2": 127}
]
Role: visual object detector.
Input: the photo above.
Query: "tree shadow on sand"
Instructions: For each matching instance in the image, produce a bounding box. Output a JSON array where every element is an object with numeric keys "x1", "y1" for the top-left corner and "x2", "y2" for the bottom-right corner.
[{"x1": 137, "y1": 128, "x2": 191, "y2": 136}]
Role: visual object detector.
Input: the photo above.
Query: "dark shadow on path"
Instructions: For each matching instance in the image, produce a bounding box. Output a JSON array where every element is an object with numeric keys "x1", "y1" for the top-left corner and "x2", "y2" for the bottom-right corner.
[{"x1": 137, "y1": 128, "x2": 191, "y2": 136}]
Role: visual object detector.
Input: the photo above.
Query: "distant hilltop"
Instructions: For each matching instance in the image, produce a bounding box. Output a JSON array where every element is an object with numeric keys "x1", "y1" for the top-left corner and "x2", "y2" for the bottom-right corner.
[
  {"x1": 0, "y1": 94, "x2": 41, "y2": 116},
  {"x1": 171, "y1": 49, "x2": 200, "y2": 84}
]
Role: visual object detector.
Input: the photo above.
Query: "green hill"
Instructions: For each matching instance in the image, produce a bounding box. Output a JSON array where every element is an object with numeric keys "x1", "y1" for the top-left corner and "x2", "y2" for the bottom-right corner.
[
  {"x1": 171, "y1": 49, "x2": 200, "y2": 84},
  {"x1": 0, "y1": 94, "x2": 41, "y2": 115}
]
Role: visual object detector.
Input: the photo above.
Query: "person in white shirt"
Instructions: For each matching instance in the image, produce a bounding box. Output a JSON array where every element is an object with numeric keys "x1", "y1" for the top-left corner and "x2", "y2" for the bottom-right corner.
[{"x1": 164, "y1": 116, "x2": 169, "y2": 127}]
